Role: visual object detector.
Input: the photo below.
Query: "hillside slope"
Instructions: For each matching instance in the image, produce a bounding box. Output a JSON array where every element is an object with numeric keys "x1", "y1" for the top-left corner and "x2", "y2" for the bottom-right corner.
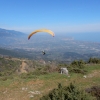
[{"x1": 0, "y1": 28, "x2": 26, "y2": 37}]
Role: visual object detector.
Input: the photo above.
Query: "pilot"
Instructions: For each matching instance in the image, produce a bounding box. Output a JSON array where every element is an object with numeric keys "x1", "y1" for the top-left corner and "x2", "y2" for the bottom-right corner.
[{"x1": 42, "y1": 50, "x2": 46, "y2": 55}]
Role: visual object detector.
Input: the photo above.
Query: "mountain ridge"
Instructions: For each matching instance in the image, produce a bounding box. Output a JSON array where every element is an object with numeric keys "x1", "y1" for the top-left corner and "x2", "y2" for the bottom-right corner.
[
  {"x1": 0, "y1": 28, "x2": 100, "y2": 63},
  {"x1": 0, "y1": 28, "x2": 26, "y2": 37}
]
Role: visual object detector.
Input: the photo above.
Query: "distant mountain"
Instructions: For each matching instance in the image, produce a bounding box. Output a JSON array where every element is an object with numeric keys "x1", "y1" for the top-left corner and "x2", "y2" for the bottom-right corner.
[
  {"x1": 0, "y1": 29, "x2": 100, "y2": 63},
  {"x1": 0, "y1": 28, "x2": 27, "y2": 47},
  {"x1": 0, "y1": 28, "x2": 26, "y2": 37}
]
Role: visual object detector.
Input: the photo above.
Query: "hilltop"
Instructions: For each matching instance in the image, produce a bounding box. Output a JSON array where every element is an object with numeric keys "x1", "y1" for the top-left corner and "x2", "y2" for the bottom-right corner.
[{"x1": 0, "y1": 56, "x2": 100, "y2": 100}]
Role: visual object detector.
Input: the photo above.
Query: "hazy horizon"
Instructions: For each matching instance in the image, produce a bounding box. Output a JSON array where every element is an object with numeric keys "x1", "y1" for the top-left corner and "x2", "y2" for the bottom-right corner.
[{"x1": 0, "y1": 27, "x2": 100, "y2": 43}]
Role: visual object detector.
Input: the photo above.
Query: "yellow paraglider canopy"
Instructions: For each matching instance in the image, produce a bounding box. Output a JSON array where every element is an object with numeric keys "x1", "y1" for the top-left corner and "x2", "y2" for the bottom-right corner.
[{"x1": 28, "y1": 29, "x2": 55, "y2": 39}]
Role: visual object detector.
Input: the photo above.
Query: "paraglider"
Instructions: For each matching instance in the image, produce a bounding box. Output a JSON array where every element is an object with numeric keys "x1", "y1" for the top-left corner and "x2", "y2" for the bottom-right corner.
[
  {"x1": 42, "y1": 50, "x2": 46, "y2": 55},
  {"x1": 28, "y1": 29, "x2": 55, "y2": 55},
  {"x1": 28, "y1": 29, "x2": 55, "y2": 40}
]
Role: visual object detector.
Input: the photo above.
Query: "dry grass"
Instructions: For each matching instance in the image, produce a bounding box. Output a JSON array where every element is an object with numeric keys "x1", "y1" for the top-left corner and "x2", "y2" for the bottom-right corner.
[{"x1": 0, "y1": 67, "x2": 100, "y2": 100}]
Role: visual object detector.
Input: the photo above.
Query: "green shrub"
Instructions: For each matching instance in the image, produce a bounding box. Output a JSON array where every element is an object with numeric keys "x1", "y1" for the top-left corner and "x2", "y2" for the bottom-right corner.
[
  {"x1": 40, "y1": 83, "x2": 94, "y2": 100},
  {"x1": 20, "y1": 70, "x2": 48, "y2": 79},
  {"x1": 20, "y1": 73, "x2": 28, "y2": 79},
  {"x1": 88, "y1": 58, "x2": 100, "y2": 64},
  {"x1": 69, "y1": 68, "x2": 87, "y2": 74},
  {"x1": 85, "y1": 86, "x2": 100, "y2": 100},
  {"x1": 66, "y1": 60, "x2": 87, "y2": 74},
  {"x1": 0, "y1": 77, "x2": 8, "y2": 81},
  {"x1": 71, "y1": 60, "x2": 85, "y2": 69}
]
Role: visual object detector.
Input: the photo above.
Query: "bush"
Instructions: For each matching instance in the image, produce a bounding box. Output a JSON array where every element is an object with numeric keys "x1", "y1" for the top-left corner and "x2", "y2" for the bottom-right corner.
[
  {"x1": 71, "y1": 60, "x2": 85, "y2": 69},
  {"x1": 88, "y1": 58, "x2": 100, "y2": 64},
  {"x1": 32, "y1": 69, "x2": 48, "y2": 76},
  {"x1": 85, "y1": 86, "x2": 100, "y2": 100},
  {"x1": 70, "y1": 68, "x2": 87, "y2": 74},
  {"x1": 40, "y1": 83, "x2": 93, "y2": 100},
  {"x1": 67, "y1": 60, "x2": 87, "y2": 74},
  {"x1": 20, "y1": 70, "x2": 48, "y2": 79},
  {"x1": 0, "y1": 77, "x2": 8, "y2": 81}
]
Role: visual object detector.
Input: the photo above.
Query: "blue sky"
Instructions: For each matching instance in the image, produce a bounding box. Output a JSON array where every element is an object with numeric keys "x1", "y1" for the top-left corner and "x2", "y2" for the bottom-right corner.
[{"x1": 0, "y1": 0, "x2": 100, "y2": 34}]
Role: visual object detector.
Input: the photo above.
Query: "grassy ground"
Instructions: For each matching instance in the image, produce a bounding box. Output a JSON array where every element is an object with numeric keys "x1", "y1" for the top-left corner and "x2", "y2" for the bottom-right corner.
[{"x1": 0, "y1": 64, "x2": 100, "y2": 100}]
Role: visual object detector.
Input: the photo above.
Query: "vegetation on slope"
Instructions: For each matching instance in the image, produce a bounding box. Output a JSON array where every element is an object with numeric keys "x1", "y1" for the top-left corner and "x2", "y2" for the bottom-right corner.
[{"x1": 0, "y1": 56, "x2": 100, "y2": 100}]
